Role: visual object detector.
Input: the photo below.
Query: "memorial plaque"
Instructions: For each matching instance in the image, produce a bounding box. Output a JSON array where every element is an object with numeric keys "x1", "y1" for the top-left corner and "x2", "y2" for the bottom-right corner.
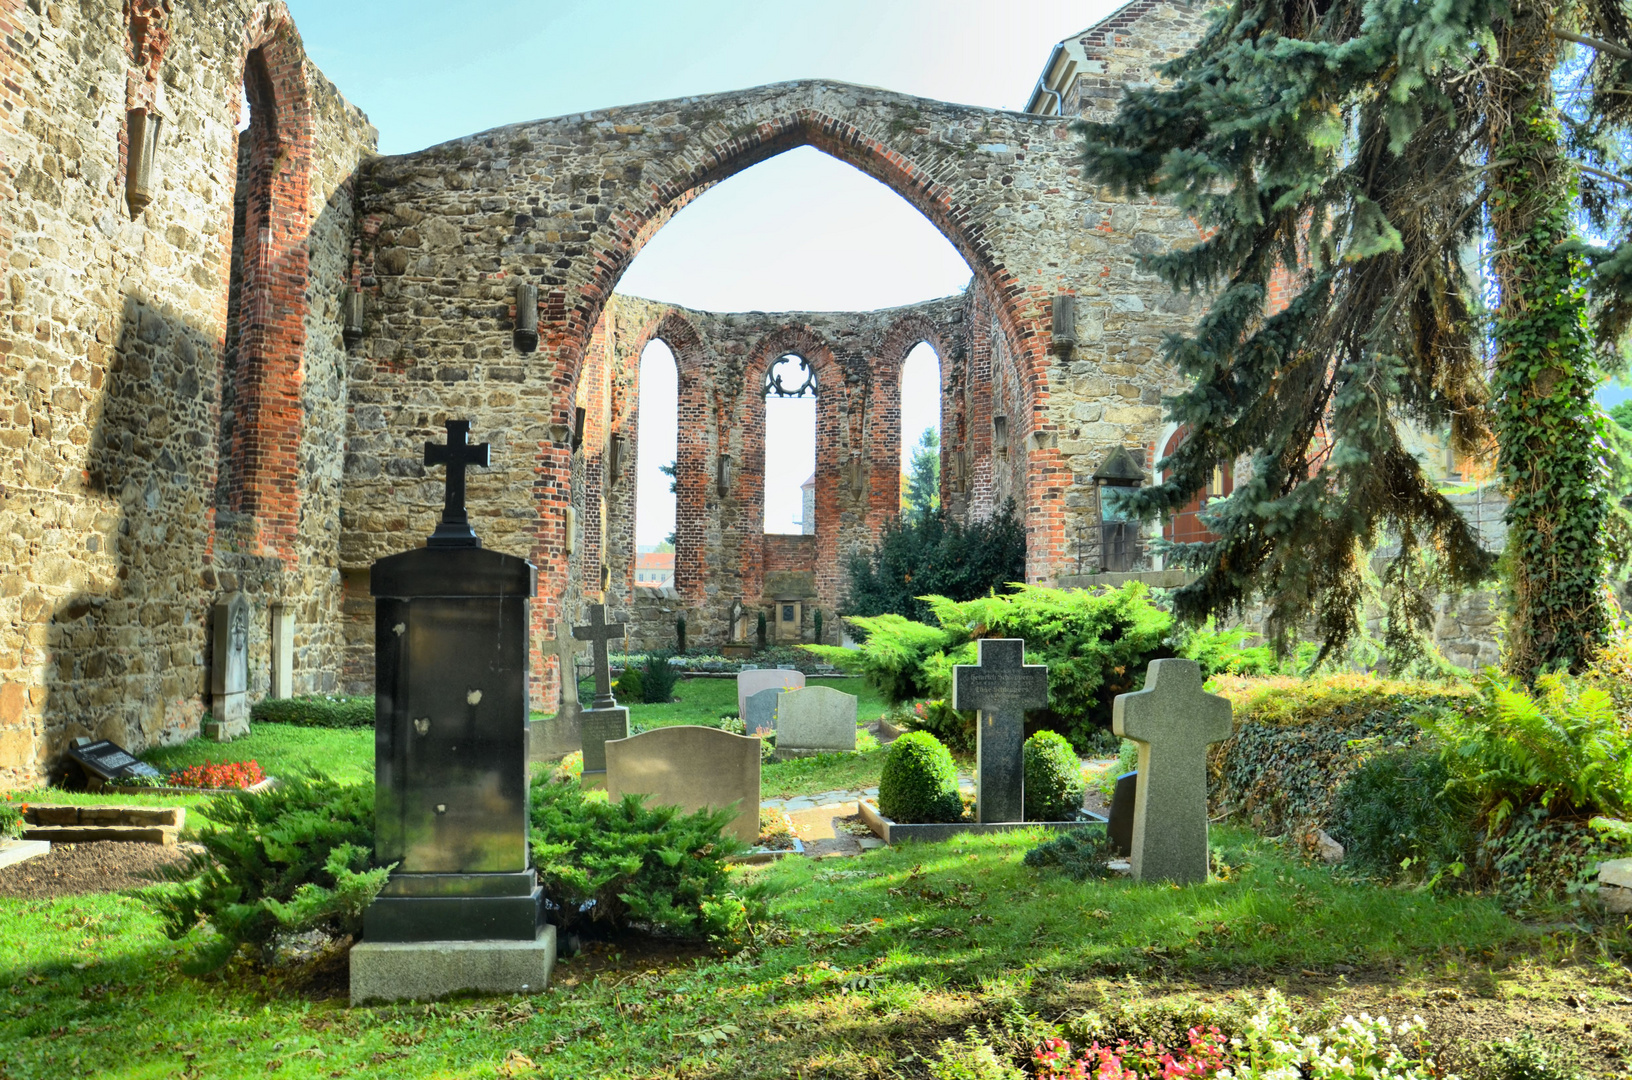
[
  {"x1": 953, "y1": 639, "x2": 1048, "y2": 824},
  {"x1": 66, "y1": 737, "x2": 162, "y2": 783},
  {"x1": 1112, "y1": 659, "x2": 1232, "y2": 884}
]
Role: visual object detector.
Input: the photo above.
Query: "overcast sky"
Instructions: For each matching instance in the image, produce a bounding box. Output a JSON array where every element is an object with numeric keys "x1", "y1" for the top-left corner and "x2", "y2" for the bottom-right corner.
[{"x1": 284, "y1": 1, "x2": 1114, "y2": 544}]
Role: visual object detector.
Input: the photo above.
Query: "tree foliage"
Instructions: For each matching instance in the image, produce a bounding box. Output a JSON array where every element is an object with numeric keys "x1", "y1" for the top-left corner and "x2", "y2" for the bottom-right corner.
[
  {"x1": 903, "y1": 427, "x2": 941, "y2": 522},
  {"x1": 842, "y1": 499, "x2": 1026, "y2": 624},
  {"x1": 1078, "y1": 0, "x2": 1632, "y2": 676}
]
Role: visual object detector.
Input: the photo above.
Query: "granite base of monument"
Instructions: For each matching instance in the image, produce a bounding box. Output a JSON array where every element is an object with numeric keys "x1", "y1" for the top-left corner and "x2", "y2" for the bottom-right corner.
[
  {"x1": 350, "y1": 925, "x2": 557, "y2": 1005},
  {"x1": 857, "y1": 798, "x2": 1106, "y2": 845},
  {"x1": 202, "y1": 695, "x2": 248, "y2": 741}
]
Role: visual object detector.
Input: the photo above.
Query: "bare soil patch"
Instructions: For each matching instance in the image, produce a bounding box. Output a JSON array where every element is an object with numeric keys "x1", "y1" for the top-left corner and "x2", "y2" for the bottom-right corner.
[{"x1": 0, "y1": 840, "x2": 187, "y2": 899}]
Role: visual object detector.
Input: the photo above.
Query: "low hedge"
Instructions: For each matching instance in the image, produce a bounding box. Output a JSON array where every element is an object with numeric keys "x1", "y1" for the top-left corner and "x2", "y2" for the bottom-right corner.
[
  {"x1": 250, "y1": 695, "x2": 374, "y2": 728},
  {"x1": 1206, "y1": 673, "x2": 1473, "y2": 835}
]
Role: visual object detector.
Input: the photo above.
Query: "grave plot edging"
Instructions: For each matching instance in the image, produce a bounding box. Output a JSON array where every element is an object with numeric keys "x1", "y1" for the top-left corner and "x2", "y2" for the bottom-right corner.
[{"x1": 857, "y1": 799, "x2": 1107, "y2": 845}]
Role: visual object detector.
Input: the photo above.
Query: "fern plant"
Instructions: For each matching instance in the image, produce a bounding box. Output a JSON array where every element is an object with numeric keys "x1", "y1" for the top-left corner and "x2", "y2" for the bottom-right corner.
[{"x1": 1426, "y1": 674, "x2": 1632, "y2": 829}]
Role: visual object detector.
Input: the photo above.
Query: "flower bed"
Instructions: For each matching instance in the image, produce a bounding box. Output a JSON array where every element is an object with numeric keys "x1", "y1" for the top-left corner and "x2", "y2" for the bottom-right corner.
[{"x1": 1, "y1": 791, "x2": 26, "y2": 840}]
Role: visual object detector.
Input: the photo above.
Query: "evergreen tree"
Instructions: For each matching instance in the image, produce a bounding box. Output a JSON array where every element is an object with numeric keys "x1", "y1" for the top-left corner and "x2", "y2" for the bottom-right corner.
[
  {"x1": 659, "y1": 459, "x2": 677, "y2": 548},
  {"x1": 843, "y1": 499, "x2": 1026, "y2": 623},
  {"x1": 904, "y1": 427, "x2": 941, "y2": 522},
  {"x1": 1079, "y1": 0, "x2": 1632, "y2": 676}
]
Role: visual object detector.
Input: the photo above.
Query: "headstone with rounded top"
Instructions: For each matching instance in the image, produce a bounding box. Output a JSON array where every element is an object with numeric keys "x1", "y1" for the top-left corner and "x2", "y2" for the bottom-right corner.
[
  {"x1": 737, "y1": 668, "x2": 804, "y2": 719},
  {"x1": 1112, "y1": 658, "x2": 1232, "y2": 884},
  {"x1": 605, "y1": 726, "x2": 761, "y2": 844},
  {"x1": 775, "y1": 685, "x2": 857, "y2": 755}
]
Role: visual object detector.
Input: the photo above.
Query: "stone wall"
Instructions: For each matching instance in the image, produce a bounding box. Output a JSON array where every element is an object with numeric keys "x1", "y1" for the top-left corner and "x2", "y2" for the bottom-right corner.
[
  {"x1": 344, "y1": 70, "x2": 1213, "y2": 711},
  {"x1": 0, "y1": 0, "x2": 375, "y2": 786}
]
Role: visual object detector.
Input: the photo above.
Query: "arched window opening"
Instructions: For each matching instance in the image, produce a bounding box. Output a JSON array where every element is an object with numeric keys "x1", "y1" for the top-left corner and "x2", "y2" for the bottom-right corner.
[
  {"x1": 634, "y1": 339, "x2": 679, "y2": 589},
  {"x1": 899, "y1": 341, "x2": 941, "y2": 521},
  {"x1": 764, "y1": 354, "x2": 816, "y2": 535},
  {"x1": 216, "y1": 49, "x2": 276, "y2": 514},
  {"x1": 1161, "y1": 426, "x2": 1233, "y2": 546}
]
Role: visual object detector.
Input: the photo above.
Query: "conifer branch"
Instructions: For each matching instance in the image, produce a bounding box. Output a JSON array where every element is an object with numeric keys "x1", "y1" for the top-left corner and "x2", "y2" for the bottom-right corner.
[{"x1": 1555, "y1": 29, "x2": 1632, "y2": 61}]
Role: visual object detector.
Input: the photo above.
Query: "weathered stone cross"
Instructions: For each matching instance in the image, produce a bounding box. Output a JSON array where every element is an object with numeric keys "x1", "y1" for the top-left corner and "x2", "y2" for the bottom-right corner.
[
  {"x1": 1112, "y1": 658, "x2": 1233, "y2": 884},
  {"x1": 572, "y1": 603, "x2": 627, "y2": 710},
  {"x1": 953, "y1": 639, "x2": 1048, "y2": 823},
  {"x1": 424, "y1": 419, "x2": 490, "y2": 548}
]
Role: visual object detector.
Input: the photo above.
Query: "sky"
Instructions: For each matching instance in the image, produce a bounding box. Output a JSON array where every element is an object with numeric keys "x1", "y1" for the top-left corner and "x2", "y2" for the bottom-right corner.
[{"x1": 284, "y1": 0, "x2": 1110, "y2": 545}]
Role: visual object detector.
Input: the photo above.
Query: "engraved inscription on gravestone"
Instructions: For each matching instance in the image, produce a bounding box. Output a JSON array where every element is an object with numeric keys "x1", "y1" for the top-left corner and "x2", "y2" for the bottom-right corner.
[
  {"x1": 952, "y1": 639, "x2": 1048, "y2": 824},
  {"x1": 67, "y1": 737, "x2": 162, "y2": 784}
]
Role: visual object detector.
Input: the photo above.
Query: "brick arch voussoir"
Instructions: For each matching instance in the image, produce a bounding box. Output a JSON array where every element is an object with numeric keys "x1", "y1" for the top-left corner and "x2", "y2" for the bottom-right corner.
[{"x1": 878, "y1": 312, "x2": 955, "y2": 371}]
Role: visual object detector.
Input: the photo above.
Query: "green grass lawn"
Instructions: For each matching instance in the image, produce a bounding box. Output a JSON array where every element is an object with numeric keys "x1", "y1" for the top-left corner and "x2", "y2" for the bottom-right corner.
[{"x1": 1, "y1": 825, "x2": 1610, "y2": 1080}]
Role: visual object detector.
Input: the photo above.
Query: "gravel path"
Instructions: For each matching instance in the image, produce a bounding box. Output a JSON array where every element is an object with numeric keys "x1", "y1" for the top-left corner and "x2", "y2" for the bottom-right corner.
[{"x1": 0, "y1": 841, "x2": 189, "y2": 899}]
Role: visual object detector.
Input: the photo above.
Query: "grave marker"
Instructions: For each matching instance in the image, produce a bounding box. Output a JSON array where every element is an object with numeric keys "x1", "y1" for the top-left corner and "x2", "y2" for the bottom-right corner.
[
  {"x1": 605, "y1": 726, "x2": 761, "y2": 844},
  {"x1": 572, "y1": 603, "x2": 629, "y2": 779},
  {"x1": 743, "y1": 686, "x2": 784, "y2": 736},
  {"x1": 66, "y1": 737, "x2": 162, "y2": 785},
  {"x1": 737, "y1": 668, "x2": 804, "y2": 719},
  {"x1": 1112, "y1": 658, "x2": 1232, "y2": 884},
  {"x1": 775, "y1": 685, "x2": 857, "y2": 755},
  {"x1": 352, "y1": 419, "x2": 553, "y2": 1004},
  {"x1": 205, "y1": 592, "x2": 250, "y2": 740},
  {"x1": 953, "y1": 639, "x2": 1047, "y2": 824}
]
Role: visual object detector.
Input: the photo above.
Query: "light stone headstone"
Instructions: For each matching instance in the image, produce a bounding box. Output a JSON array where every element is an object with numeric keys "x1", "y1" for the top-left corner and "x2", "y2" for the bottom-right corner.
[
  {"x1": 1112, "y1": 658, "x2": 1232, "y2": 885},
  {"x1": 605, "y1": 726, "x2": 761, "y2": 844},
  {"x1": 952, "y1": 639, "x2": 1047, "y2": 823},
  {"x1": 206, "y1": 592, "x2": 250, "y2": 740},
  {"x1": 774, "y1": 685, "x2": 857, "y2": 754},
  {"x1": 743, "y1": 686, "x2": 784, "y2": 737},
  {"x1": 737, "y1": 668, "x2": 804, "y2": 719},
  {"x1": 270, "y1": 604, "x2": 293, "y2": 699}
]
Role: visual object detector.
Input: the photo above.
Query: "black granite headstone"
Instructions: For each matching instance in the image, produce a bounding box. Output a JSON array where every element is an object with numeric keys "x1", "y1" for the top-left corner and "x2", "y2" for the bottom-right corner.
[
  {"x1": 1107, "y1": 770, "x2": 1138, "y2": 857},
  {"x1": 951, "y1": 639, "x2": 1048, "y2": 824},
  {"x1": 363, "y1": 420, "x2": 542, "y2": 943},
  {"x1": 67, "y1": 737, "x2": 162, "y2": 783}
]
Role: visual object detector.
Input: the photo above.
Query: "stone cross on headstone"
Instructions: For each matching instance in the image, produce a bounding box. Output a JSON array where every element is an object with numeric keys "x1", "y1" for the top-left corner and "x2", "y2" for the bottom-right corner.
[
  {"x1": 572, "y1": 603, "x2": 626, "y2": 710},
  {"x1": 424, "y1": 419, "x2": 490, "y2": 548},
  {"x1": 953, "y1": 639, "x2": 1048, "y2": 823},
  {"x1": 1112, "y1": 658, "x2": 1233, "y2": 884}
]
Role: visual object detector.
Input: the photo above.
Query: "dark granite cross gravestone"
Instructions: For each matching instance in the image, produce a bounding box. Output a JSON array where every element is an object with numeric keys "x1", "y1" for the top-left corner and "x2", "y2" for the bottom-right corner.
[
  {"x1": 423, "y1": 419, "x2": 489, "y2": 548},
  {"x1": 952, "y1": 639, "x2": 1048, "y2": 823},
  {"x1": 353, "y1": 419, "x2": 552, "y2": 1004}
]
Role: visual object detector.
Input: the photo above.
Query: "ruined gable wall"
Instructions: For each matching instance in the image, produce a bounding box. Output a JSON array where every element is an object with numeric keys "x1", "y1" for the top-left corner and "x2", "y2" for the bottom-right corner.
[{"x1": 0, "y1": 0, "x2": 374, "y2": 786}]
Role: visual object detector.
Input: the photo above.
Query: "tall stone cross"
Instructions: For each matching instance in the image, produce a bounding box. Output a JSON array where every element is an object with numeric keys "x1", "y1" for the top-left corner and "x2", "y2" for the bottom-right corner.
[
  {"x1": 572, "y1": 603, "x2": 627, "y2": 710},
  {"x1": 424, "y1": 419, "x2": 490, "y2": 548},
  {"x1": 953, "y1": 639, "x2": 1048, "y2": 823},
  {"x1": 1112, "y1": 658, "x2": 1233, "y2": 884}
]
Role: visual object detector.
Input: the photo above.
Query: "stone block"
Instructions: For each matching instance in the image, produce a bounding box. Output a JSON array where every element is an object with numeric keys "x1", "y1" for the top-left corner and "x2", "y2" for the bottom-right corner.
[
  {"x1": 579, "y1": 706, "x2": 629, "y2": 774},
  {"x1": 349, "y1": 926, "x2": 556, "y2": 1005}
]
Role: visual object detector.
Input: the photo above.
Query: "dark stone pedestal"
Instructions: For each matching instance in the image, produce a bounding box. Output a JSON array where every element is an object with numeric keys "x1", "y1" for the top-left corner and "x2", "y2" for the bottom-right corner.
[
  {"x1": 363, "y1": 545, "x2": 541, "y2": 944},
  {"x1": 579, "y1": 705, "x2": 629, "y2": 778}
]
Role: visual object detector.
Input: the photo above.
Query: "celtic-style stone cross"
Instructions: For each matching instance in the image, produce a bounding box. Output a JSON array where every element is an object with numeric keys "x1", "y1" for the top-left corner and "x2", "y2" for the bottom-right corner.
[
  {"x1": 1113, "y1": 658, "x2": 1233, "y2": 884},
  {"x1": 953, "y1": 639, "x2": 1048, "y2": 823},
  {"x1": 572, "y1": 604, "x2": 627, "y2": 710},
  {"x1": 424, "y1": 419, "x2": 490, "y2": 548}
]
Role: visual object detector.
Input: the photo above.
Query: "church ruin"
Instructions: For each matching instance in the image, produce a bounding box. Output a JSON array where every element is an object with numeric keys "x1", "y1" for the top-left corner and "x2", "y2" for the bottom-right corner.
[{"x1": 0, "y1": 0, "x2": 1274, "y2": 787}]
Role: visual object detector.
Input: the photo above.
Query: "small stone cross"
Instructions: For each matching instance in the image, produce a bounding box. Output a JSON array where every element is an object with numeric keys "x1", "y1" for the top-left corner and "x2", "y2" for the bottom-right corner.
[
  {"x1": 1112, "y1": 658, "x2": 1233, "y2": 884},
  {"x1": 953, "y1": 639, "x2": 1048, "y2": 823},
  {"x1": 424, "y1": 419, "x2": 490, "y2": 548},
  {"x1": 572, "y1": 603, "x2": 627, "y2": 710}
]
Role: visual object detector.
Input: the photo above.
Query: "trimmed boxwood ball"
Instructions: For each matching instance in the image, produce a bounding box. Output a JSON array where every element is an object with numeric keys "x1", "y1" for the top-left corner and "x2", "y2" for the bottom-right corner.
[
  {"x1": 1023, "y1": 730, "x2": 1085, "y2": 821},
  {"x1": 877, "y1": 731, "x2": 962, "y2": 823}
]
